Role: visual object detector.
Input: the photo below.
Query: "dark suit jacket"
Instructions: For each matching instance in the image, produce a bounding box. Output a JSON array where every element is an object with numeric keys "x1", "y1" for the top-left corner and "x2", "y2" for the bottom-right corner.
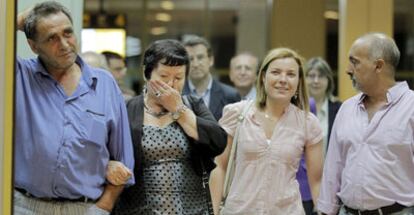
[
  {"x1": 327, "y1": 100, "x2": 342, "y2": 150},
  {"x1": 183, "y1": 79, "x2": 241, "y2": 120},
  {"x1": 112, "y1": 94, "x2": 227, "y2": 214}
]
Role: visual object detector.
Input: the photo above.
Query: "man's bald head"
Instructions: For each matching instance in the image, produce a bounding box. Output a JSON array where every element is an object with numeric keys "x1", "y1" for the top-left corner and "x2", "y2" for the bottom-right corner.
[{"x1": 354, "y1": 33, "x2": 400, "y2": 70}]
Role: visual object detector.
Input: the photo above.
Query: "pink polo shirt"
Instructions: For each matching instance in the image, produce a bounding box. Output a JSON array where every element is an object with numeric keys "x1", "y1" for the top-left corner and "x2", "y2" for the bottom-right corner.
[{"x1": 219, "y1": 100, "x2": 322, "y2": 215}]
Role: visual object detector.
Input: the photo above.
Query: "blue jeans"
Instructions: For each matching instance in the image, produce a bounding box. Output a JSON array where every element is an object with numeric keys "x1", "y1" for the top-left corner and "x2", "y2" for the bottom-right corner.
[{"x1": 13, "y1": 190, "x2": 110, "y2": 215}]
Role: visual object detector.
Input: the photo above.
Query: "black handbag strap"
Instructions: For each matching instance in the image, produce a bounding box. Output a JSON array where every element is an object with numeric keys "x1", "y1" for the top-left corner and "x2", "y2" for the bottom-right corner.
[{"x1": 200, "y1": 160, "x2": 214, "y2": 215}]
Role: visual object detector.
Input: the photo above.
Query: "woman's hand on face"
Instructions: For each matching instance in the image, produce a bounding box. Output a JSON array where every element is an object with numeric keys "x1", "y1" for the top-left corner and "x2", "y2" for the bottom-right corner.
[
  {"x1": 106, "y1": 161, "x2": 132, "y2": 186},
  {"x1": 148, "y1": 80, "x2": 183, "y2": 112}
]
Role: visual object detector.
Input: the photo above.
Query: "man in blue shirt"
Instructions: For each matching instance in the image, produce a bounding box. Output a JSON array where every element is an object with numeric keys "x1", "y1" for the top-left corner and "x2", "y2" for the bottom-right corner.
[{"x1": 14, "y1": 1, "x2": 134, "y2": 214}]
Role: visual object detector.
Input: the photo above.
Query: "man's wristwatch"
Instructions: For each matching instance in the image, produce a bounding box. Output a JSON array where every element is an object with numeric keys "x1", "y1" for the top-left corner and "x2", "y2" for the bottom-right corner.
[{"x1": 171, "y1": 104, "x2": 188, "y2": 121}]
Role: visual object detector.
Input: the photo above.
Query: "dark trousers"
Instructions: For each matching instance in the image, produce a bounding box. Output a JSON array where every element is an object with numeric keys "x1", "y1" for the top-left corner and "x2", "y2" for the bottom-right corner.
[{"x1": 303, "y1": 200, "x2": 317, "y2": 215}]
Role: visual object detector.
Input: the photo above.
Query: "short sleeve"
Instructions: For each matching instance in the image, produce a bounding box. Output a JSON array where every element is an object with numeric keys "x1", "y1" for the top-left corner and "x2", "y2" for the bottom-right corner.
[
  {"x1": 219, "y1": 101, "x2": 248, "y2": 137},
  {"x1": 305, "y1": 113, "x2": 323, "y2": 146}
]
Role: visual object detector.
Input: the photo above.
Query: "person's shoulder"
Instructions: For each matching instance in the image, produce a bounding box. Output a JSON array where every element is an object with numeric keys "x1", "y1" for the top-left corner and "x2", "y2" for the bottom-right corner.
[
  {"x1": 399, "y1": 89, "x2": 414, "y2": 107},
  {"x1": 332, "y1": 100, "x2": 343, "y2": 106},
  {"x1": 220, "y1": 100, "x2": 253, "y2": 124},
  {"x1": 213, "y1": 80, "x2": 240, "y2": 100},
  {"x1": 228, "y1": 99, "x2": 251, "y2": 108},
  {"x1": 17, "y1": 57, "x2": 36, "y2": 65},
  {"x1": 290, "y1": 106, "x2": 321, "y2": 130},
  {"x1": 127, "y1": 94, "x2": 143, "y2": 105},
  {"x1": 306, "y1": 109, "x2": 319, "y2": 123},
  {"x1": 329, "y1": 96, "x2": 342, "y2": 104},
  {"x1": 16, "y1": 57, "x2": 41, "y2": 72},
  {"x1": 330, "y1": 93, "x2": 361, "y2": 118},
  {"x1": 328, "y1": 97, "x2": 342, "y2": 109},
  {"x1": 290, "y1": 105, "x2": 314, "y2": 119},
  {"x1": 340, "y1": 93, "x2": 362, "y2": 107},
  {"x1": 126, "y1": 94, "x2": 143, "y2": 109},
  {"x1": 219, "y1": 81, "x2": 237, "y2": 92},
  {"x1": 223, "y1": 100, "x2": 252, "y2": 114},
  {"x1": 405, "y1": 89, "x2": 414, "y2": 97}
]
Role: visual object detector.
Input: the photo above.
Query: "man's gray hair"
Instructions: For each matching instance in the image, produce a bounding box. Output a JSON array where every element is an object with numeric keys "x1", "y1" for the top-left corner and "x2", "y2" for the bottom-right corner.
[
  {"x1": 360, "y1": 33, "x2": 400, "y2": 69},
  {"x1": 24, "y1": 1, "x2": 73, "y2": 40}
]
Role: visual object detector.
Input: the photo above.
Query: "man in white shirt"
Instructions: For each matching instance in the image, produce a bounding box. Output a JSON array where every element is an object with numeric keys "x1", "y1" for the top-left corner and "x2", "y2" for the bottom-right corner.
[{"x1": 318, "y1": 33, "x2": 414, "y2": 215}]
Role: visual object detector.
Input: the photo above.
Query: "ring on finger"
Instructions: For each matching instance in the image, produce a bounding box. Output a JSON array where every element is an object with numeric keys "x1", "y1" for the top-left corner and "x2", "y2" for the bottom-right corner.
[{"x1": 155, "y1": 91, "x2": 162, "y2": 97}]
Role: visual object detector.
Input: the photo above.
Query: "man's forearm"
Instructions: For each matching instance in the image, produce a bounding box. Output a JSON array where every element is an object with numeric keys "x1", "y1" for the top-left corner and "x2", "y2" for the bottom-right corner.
[{"x1": 95, "y1": 184, "x2": 124, "y2": 212}]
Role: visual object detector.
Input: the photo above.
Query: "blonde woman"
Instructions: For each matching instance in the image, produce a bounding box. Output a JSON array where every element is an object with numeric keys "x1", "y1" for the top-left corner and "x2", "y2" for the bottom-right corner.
[{"x1": 210, "y1": 48, "x2": 323, "y2": 215}]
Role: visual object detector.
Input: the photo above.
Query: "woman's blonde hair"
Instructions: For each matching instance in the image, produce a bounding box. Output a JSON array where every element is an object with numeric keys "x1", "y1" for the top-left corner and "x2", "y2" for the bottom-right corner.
[{"x1": 255, "y1": 47, "x2": 309, "y2": 111}]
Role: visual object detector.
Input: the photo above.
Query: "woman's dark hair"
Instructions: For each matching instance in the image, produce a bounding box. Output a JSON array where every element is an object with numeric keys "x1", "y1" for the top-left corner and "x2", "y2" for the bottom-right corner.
[{"x1": 143, "y1": 39, "x2": 190, "y2": 80}]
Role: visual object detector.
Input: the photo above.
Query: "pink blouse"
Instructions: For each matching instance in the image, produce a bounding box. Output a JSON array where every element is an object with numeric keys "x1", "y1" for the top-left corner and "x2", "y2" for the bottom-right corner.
[{"x1": 219, "y1": 100, "x2": 323, "y2": 215}]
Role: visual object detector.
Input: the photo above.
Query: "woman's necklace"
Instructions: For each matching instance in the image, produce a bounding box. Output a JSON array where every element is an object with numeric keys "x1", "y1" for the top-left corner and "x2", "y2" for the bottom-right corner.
[
  {"x1": 144, "y1": 99, "x2": 169, "y2": 118},
  {"x1": 264, "y1": 113, "x2": 273, "y2": 120},
  {"x1": 262, "y1": 109, "x2": 282, "y2": 121}
]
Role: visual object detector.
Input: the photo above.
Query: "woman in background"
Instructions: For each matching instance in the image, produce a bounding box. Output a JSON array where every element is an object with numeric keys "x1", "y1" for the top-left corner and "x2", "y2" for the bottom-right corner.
[{"x1": 305, "y1": 57, "x2": 341, "y2": 156}]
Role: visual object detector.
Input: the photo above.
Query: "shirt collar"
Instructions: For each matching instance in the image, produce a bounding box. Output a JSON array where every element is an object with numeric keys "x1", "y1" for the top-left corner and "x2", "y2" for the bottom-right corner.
[
  {"x1": 33, "y1": 57, "x2": 51, "y2": 76},
  {"x1": 320, "y1": 98, "x2": 328, "y2": 116},
  {"x1": 33, "y1": 55, "x2": 97, "y2": 89},
  {"x1": 76, "y1": 56, "x2": 97, "y2": 88},
  {"x1": 357, "y1": 81, "x2": 409, "y2": 105},
  {"x1": 188, "y1": 75, "x2": 213, "y2": 94},
  {"x1": 386, "y1": 81, "x2": 409, "y2": 104}
]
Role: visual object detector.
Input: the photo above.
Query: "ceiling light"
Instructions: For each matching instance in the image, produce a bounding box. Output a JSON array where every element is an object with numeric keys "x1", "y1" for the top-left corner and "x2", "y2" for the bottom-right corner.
[
  {"x1": 324, "y1": 10, "x2": 339, "y2": 20},
  {"x1": 160, "y1": 1, "x2": 174, "y2": 10},
  {"x1": 150, "y1": 27, "x2": 168, "y2": 35},
  {"x1": 155, "y1": 13, "x2": 171, "y2": 22}
]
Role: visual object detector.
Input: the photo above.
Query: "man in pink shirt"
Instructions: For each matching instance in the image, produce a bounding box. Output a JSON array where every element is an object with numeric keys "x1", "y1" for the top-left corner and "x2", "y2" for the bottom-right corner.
[{"x1": 318, "y1": 33, "x2": 414, "y2": 215}]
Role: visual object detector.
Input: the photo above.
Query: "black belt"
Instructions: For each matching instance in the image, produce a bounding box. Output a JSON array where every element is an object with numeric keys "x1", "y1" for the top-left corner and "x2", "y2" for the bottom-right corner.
[
  {"x1": 344, "y1": 203, "x2": 407, "y2": 215},
  {"x1": 15, "y1": 187, "x2": 94, "y2": 203}
]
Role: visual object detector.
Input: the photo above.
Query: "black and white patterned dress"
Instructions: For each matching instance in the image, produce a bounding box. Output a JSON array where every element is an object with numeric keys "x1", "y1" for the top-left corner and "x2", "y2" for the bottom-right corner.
[{"x1": 131, "y1": 123, "x2": 208, "y2": 215}]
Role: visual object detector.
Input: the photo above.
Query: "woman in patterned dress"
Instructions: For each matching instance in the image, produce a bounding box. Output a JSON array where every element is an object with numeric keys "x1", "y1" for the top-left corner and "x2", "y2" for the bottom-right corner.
[{"x1": 111, "y1": 39, "x2": 227, "y2": 215}]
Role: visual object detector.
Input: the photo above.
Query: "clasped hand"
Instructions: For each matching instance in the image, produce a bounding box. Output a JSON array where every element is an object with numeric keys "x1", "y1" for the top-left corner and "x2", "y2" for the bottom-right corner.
[{"x1": 106, "y1": 161, "x2": 132, "y2": 186}]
